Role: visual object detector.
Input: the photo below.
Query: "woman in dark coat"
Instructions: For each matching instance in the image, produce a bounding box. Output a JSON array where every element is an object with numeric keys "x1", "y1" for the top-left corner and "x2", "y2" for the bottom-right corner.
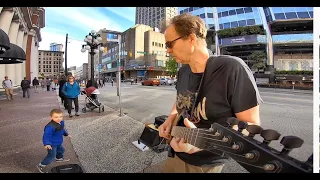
[{"x1": 59, "y1": 75, "x2": 68, "y2": 109}]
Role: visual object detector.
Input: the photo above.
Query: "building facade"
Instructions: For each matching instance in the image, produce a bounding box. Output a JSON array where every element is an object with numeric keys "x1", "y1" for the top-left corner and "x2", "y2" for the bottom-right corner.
[
  {"x1": 136, "y1": 7, "x2": 178, "y2": 30},
  {"x1": 74, "y1": 63, "x2": 88, "y2": 80},
  {"x1": 178, "y1": 7, "x2": 313, "y2": 71},
  {"x1": 38, "y1": 50, "x2": 64, "y2": 78},
  {"x1": 50, "y1": 42, "x2": 63, "y2": 51},
  {"x1": 100, "y1": 24, "x2": 169, "y2": 79},
  {"x1": 0, "y1": 7, "x2": 45, "y2": 90}
]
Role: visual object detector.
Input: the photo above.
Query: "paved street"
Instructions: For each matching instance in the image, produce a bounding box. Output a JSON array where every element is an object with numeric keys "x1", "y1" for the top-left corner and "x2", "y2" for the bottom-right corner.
[{"x1": 97, "y1": 82, "x2": 313, "y2": 172}]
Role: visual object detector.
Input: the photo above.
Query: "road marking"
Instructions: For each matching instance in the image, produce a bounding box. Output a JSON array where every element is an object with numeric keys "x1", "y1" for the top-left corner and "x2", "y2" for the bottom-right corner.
[
  {"x1": 263, "y1": 101, "x2": 312, "y2": 108},
  {"x1": 261, "y1": 95, "x2": 312, "y2": 103}
]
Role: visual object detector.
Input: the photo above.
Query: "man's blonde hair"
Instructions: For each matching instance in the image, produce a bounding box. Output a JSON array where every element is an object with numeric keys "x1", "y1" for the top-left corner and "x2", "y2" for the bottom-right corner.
[{"x1": 162, "y1": 13, "x2": 207, "y2": 40}]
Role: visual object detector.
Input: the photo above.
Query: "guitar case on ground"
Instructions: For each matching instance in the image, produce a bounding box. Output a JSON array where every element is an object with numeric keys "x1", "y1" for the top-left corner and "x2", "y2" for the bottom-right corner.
[{"x1": 51, "y1": 164, "x2": 84, "y2": 173}]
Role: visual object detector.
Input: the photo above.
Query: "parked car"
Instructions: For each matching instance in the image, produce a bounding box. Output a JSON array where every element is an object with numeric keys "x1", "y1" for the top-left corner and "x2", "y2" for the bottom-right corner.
[
  {"x1": 141, "y1": 78, "x2": 160, "y2": 86},
  {"x1": 160, "y1": 78, "x2": 174, "y2": 85}
]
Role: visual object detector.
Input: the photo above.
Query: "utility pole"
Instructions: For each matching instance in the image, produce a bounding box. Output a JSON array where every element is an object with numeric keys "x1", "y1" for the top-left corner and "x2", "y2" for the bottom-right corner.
[{"x1": 65, "y1": 33, "x2": 68, "y2": 76}]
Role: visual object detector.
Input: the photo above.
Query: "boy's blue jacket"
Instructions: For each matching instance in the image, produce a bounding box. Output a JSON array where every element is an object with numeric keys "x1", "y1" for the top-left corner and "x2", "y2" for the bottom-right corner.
[
  {"x1": 43, "y1": 120, "x2": 69, "y2": 146},
  {"x1": 62, "y1": 82, "x2": 80, "y2": 98}
]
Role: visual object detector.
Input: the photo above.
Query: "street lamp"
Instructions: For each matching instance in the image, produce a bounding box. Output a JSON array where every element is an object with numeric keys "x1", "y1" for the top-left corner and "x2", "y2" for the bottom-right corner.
[{"x1": 81, "y1": 30, "x2": 104, "y2": 81}]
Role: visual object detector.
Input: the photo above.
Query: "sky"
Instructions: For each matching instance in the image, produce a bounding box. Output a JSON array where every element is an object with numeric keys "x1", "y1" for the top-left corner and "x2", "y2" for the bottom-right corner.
[{"x1": 39, "y1": 7, "x2": 136, "y2": 68}]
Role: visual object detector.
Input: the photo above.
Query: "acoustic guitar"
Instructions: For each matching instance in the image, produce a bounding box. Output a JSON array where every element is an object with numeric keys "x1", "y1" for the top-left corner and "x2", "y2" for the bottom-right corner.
[{"x1": 167, "y1": 114, "x2": 313, "y2": 173}]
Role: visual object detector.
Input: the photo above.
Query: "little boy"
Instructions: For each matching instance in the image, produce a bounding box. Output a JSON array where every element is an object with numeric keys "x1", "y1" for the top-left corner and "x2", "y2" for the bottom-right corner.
[{"x1": 37, "y1": 109, "x2": 72, "y2": 173}]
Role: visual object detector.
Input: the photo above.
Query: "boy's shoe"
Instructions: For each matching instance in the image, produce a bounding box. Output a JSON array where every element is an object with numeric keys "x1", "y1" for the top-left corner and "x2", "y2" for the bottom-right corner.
[
  {"x1": 55, "y1": 158, "x2": 70, "y2": 162},
  {"x1": 69, "y1": 114, "x2": 73, "y2": 118},
  {"x1": 75, "y1": 113, "x2": 79, "y2": 116},
  {"x1": 36, "y1": 164, "x2": 46, "y2": 173}
]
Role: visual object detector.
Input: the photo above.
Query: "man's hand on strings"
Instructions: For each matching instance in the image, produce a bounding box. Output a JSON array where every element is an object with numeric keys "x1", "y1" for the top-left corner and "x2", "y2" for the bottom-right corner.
[{"x1": 170, "y1": 118, "x2": 202, "y2": 154}]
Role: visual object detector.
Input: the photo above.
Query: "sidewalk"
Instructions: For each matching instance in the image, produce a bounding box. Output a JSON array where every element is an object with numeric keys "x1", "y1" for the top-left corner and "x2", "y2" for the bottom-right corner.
[
  {"x1": 55, "y1": 87, "x2": 169, "y2": 173},
  {"x1": 0, "y1": 89, "x2": 82, "y2": 173}
]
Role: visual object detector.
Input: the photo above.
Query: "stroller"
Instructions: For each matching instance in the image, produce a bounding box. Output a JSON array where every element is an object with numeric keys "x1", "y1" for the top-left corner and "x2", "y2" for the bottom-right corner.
[{"x1": 81, "y1": 86, "x2": 105, "y2": 113}]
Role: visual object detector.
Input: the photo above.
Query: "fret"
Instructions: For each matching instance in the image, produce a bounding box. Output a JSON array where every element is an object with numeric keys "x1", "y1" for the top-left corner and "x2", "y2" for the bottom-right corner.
[{"x1": 195, "y1": 128, "x2": 199, "y2": 147}]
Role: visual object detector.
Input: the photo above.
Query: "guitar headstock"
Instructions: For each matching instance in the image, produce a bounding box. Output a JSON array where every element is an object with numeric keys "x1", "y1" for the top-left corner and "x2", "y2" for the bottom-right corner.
[
  {"x1": 206, "y1": 118, "x2": 313, "y2": 173},
  {"x1": 171, "y1": 117, "x2": 313, "y2": 173}
]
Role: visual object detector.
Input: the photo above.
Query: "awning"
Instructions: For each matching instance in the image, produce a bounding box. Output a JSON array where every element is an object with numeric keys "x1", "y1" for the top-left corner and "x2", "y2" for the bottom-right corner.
[
  {"x1": 0, "y1": 43, "x2": 26, "y2": 64},
  {"x1": 0, "y1": 29, "x2": 10, "y2": 54}
]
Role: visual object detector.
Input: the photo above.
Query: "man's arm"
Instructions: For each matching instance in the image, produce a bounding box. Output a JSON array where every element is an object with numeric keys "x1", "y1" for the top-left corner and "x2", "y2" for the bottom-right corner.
[
  {"x1": 228, "y1": 59, "x2": 263, "y2": 127},
  {"x1": 166, "y1": 102, "x2": 178, "y2": 123},
  {"x1": 235, "y1": 105, "x2": 260, "y2": 125}
]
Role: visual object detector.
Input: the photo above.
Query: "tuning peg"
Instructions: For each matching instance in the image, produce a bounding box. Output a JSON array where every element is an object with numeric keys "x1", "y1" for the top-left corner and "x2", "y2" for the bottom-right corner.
[
  {"x1": 237, "y1": 121, "x2": 247, "y2": 133},
  {"x1": 261, "y1": 129, "x2": 281, "y2": 146},
  {"x1": 227, "y1": 117, "x2": 239, "y2": 128},
  {"x1": 246, "y1": 125, "x2": 263, "y2": 138},
  {"x1": 279, "y1": 136, "x2": 304, "y2": 155}
]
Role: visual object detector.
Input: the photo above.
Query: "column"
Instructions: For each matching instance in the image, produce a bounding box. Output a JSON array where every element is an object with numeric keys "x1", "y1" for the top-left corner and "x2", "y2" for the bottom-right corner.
[
  {"x1": 0, "y1": 9, "x2": 14, "y2": 85},
  {"x1": 25, "y1": 30, "x2": 35, "y2": 80},
  {"x1": 15, "y1": 29, "x2": 25, "y2": 85},
  {"x1": 6, "y1": 19, "x2": 20, "y2": 87},
  {"x1": 22, "y1": 33, "x2": 28, "y2": 78},
  {"x1": 258, "y1": 7, "x2": 274, "y2": 72},
  {"x1": 30, "y1": 42, "x2": 39, "y2": 80}
]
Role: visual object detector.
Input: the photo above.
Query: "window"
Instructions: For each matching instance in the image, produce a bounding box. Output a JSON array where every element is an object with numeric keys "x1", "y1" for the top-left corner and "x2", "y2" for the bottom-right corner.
[
  {"x1": 218, "y1": 12, "x2": 222, "y2": 18},
  {"x1": 231, "y1": 21, "x2": 238, "y2": 28},
  {"x1": 244, "y1": 7, "x2": 253, "y2": 13},
  {"x1": 200, "y1": 13, "x2": 205, "y2": 18},
  {"x1": 229, "y1": 10, "x2": 236, "y2": 16},
  {"x1": 222, "y1": 11, "x2": 228, "y2": 17},
  {"x1": 285, "y1": 12, "x2": 298, "y2": 19},
  {"x1": 152, "y1": 42, "x2": 154, "y2": 46},
  {"x1": 274, "y1": 13, "x2": 286, "y2": 19},
  {"x1": 223, "y1": 22, "x2": 230, "y2": 29},
  {"x1": 238, "y1": 20, "x2": 246, "y2": 27},
  {"x1": 236, "y1": 8, "x2": 244, "y2": 14},
  {"x1": 207, "y1": 13, "x2": 213, "y2": 18},
  {"x1": 219, "y1": 24, "x2": 223, "y2": 29},
  {"x1": 247, "y1": 19, "x2": 255, "y2": 25}
]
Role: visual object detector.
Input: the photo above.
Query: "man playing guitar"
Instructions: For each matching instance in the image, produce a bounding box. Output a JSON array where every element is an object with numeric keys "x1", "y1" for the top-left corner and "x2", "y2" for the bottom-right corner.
[{"x1": 158, "y1": 13, "x2": 262, "y2": 173}]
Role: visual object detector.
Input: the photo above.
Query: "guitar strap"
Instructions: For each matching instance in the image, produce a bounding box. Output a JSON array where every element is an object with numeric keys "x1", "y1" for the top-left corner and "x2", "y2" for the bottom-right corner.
[
  {"x1": 168, "y1": 55, "x2": 214, "y2": 158},
  {"x1": 186, "y1": 55, "x2": 213, "y2": 121}
]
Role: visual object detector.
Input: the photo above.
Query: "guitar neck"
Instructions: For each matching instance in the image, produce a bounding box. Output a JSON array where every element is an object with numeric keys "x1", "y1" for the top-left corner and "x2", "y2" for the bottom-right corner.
[
  {"x1": 170, "y1": 125, "x2": 311, "y2": 173},
  {"x1": 171, "y1": 126, "x2": 211, "y2": 150}
]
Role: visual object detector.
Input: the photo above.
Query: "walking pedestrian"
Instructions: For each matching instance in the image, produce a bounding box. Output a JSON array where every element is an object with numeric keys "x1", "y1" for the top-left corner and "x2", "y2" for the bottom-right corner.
[{"x1": 62, "y1": 75, "x2": 80, "y2": 117}]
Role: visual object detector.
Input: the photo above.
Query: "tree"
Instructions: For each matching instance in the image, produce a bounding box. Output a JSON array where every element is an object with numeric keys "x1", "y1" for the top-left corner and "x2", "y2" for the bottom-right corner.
[
  {"x1": 248, "y1": 51, "x2": 267, "y2": 73},
  {"x1": 166, "y1": 57, "x2": 178, "y2": 76}
]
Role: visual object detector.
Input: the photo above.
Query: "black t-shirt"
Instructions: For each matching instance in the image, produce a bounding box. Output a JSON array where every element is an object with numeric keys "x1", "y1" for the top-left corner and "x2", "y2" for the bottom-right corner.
[{"x1": 174, "y1": 55, "x2": 262, "y2": 167}]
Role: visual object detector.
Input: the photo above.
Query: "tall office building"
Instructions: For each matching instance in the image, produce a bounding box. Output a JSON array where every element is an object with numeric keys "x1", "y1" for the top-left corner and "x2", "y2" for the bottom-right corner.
[
  {"x1": 50, "y1": 42, "x2": 63, "y2": 51},
  {"x1": 135, "y1": 7, "x2": 178, "y2": 30},
  {"x1": 179, "y1": 7, "x2": 313, "y2": 71}
]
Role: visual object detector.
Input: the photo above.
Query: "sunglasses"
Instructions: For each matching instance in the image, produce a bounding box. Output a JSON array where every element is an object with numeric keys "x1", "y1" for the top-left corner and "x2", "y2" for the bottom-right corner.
[{"x1": 165, "y1": 35, "x2": 186, "y2": 49}]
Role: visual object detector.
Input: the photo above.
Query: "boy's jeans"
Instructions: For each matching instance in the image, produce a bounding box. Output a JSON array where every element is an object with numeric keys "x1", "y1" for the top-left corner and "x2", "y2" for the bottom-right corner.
[{"x1": 41, "y1": 144, "x2": 65, "y2": 165}]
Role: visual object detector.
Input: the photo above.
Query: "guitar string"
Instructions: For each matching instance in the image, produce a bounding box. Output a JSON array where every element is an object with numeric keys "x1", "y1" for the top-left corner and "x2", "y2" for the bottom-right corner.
[{"x1": 173, "y1": 127, "x2": 259, "y2": 145}]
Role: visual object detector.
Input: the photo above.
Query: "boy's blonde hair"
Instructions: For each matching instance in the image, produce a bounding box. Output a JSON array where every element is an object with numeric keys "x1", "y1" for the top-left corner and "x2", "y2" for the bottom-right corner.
[{"x1": 50, "y1": 109, "x2": 63, "y2": 116}]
